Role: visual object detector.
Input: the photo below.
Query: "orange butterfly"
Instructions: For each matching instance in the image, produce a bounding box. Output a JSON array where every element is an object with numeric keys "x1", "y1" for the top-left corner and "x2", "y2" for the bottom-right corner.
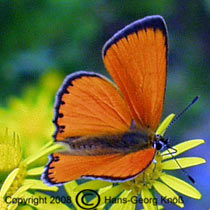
[{"x1": 43, "y1": 15, "x2": 168, "y2": 185}]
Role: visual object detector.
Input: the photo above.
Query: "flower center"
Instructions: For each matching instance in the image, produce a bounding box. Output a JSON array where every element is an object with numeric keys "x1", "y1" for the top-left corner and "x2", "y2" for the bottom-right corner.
[{"x1": 0, "y1": 144, "x2": 22, "y2": 172}]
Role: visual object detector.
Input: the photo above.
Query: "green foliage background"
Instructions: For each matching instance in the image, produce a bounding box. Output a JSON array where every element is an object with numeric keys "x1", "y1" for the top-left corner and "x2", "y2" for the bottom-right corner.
[{"x1": 0, "y1": 1, "x2": 209, "y2": 209}]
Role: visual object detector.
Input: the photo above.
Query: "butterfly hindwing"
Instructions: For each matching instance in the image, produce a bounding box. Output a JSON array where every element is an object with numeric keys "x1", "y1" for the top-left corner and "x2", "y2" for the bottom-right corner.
[{"x1": 43, "y1": 148, "x2": 156, "y2": 185}]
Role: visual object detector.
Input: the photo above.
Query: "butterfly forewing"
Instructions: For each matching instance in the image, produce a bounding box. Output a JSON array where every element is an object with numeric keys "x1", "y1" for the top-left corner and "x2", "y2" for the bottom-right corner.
[
  {"x1": 103, "y1": 15, "x2": 168, "y2": 131},
  {"x1": 54, "y1": 72, "x2": 132, "y2": 141}
]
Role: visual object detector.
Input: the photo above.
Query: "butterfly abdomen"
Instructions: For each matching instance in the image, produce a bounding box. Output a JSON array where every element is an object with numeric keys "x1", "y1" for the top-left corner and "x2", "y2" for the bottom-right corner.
[{"x1": 61, "y1": 130, "x2": 154, "y2": 156}]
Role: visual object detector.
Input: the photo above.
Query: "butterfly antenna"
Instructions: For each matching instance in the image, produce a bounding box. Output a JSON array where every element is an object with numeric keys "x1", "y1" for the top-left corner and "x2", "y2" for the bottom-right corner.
[
  {"x1": 166, "y1": 145, "x2": 195, "y2": 183},
  {"x1": 167, "y1": 96, "x2": 200, "y2": 129}
]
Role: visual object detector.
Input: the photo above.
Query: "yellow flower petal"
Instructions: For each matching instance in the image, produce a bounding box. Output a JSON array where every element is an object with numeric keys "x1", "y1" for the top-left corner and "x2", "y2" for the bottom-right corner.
[
  {"x1": 26, "y1": 166, "x2": 44, "y2": 176},
  {"x1": 96, "y1": 185, "x2": 121, "y2": 209},
  {"x1": 75, "y1": 180, "x2": 111, "y2": 192},
  {"x1": 162, "y1": 139, "x2": 205, "y2": 160},
  {"x1": 110, "y1": 190, "x2": 134, "y2": 210},
  {"x1": 162, "y1": 157, "x2": 206, "y2": 170},
  {"x1": 153, "y1": 181, "x2": 184, "y2": 208},
  {"x1": 123, "y1": 192, "x2": 136, "y2": 210},
  {"x1": 160, "y1": 173, "x2": 201, "y2": 199},
  {"x1": 65, "y1": 181, "x2": 85, "y2": 210},
  {"x1": 156, "y1": 114, "x2": 175, "y2": 136},
  {"x1": 98, "y1": 184, "x2": 113, "y2": 194},
  {"x1": 0, "y1": 168, "x2": 19, "y2": 197},
  {"x1": 39, "y1": 140, "x2": 54, "y2": 151},
  {"x1": 23, "y1": 143, "x2": 63, "y2": 165},
  {"x1": 12, "y1": 206, "x2": 34, "y2": 210},
  {"x1": 96, "y1": 201, "x2": 106, "y2": 210},
  {"x1": 23, "y1": 179, "x2": 58, "y2": 192},
  {"x1": 8, "y1": 203, "x2": 20, "y2": 210},
  {"x1": 96, "y1": 184, "x2": 116, "y2": 208},
  {"x1": 7, "y1": 185, "x2": 32, "y2": 210},
  {"x1": 72, "y1": 181, "x2": 113, "y2": 210},
  {"x1": 91, "y1": 185, "x2": 124, "y2": 208},
  {"x1": 141, "y1": 187, "x2": 158, "y2": 210},
  {"x1": 10, "y1": 184, "x2": 32, "y2": 198},
  {"x1": 98, "y1": 184, "x2": 124, "y2": 198}
]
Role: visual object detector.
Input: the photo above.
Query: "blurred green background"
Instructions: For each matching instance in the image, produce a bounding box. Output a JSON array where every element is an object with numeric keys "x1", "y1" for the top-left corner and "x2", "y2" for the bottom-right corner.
[{"x1": 0, "y1": 0, "x2": 209, "y2": 209}]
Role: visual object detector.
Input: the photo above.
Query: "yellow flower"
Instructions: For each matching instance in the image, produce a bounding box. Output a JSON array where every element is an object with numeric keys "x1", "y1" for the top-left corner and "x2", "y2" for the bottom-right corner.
[
  {"x1": 67, "y1": 114, "x2": 205, "y2": 210},
  {"x1": 0, "y1": 72, "x2": 63, "y2": 165},
  {"x1": 0, "y1": 72, "x2": 74, "y2": 209},
  {"x1": 0, "y1": 129, "x2": 22, "y2": 172},
  {"x1": 0, "y1": 138, "x2": 65, "y2": 210}
]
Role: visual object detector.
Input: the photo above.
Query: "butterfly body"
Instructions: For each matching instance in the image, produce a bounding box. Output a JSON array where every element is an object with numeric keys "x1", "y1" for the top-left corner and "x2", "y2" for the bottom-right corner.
[
  {"x1": 60, "y1": 128, "x2": 155, "y2": 156},
  {"x1": 43, "y1": 15, "x2": 168, "y2": 185}
]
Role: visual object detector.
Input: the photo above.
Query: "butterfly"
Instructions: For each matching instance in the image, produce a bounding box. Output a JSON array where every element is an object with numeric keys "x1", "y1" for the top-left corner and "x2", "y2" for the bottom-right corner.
[{"x1": 43, "y1": 15, "x2": 168, "y2": 185}]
